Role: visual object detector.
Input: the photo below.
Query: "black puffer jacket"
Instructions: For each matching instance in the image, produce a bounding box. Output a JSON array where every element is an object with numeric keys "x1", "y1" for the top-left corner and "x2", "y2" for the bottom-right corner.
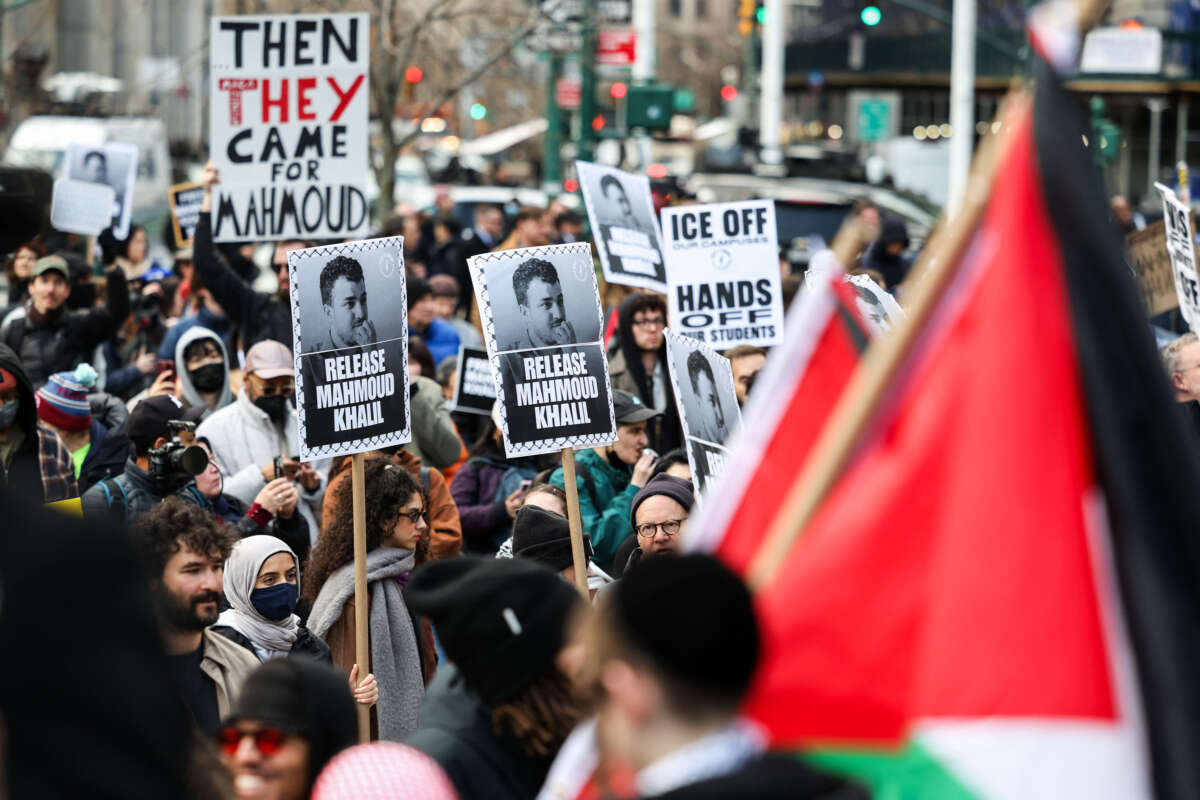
[
  {"x1": 0, "y1": 268, "x2": 129, "y2": 389},
  {"x1": 193, "y1": 212, "x2": 292, "y2": 349},
  {"x1": 80, "y1": 457, "x2": 202, "y2": 525},
  {"x1": 77, "y1": 419, "x2": 132, "y2": 494}
]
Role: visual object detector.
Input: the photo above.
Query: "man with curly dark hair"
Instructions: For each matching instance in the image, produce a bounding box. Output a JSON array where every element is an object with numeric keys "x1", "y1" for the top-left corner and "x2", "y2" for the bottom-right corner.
[
  {"x1": 313, "y1": 254, "x2": 377, "y2": 351},
  {"x1": 132, "y1": 497, "x2": 259, "y2": 736},
  {"x1": 505, "y1": 257, "x2": 576, "y2": 349}
]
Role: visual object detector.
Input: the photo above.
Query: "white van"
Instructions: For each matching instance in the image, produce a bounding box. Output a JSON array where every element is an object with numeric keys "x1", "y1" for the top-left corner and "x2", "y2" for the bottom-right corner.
[{"x1": 3, "y1": 115, "x2": 172, "y2": 229}]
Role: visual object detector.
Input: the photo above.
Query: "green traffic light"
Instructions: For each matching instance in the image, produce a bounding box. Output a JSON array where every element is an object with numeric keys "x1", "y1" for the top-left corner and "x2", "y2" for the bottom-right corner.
[
  {"x1": 470, "y1": 103, "x2": 488, "y2": 120},
  {"x1": 755, "y1": 6, "x2": 767, "y2": 23},
  {"x1": 860, "y1": 5, "x2": 881, "y2": 25}
]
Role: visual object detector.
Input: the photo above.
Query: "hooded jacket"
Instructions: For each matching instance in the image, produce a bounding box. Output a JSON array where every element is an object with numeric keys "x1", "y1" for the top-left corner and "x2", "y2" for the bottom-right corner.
[
  {"x1": 861, "y1": 216, "x2": 913, "y2": 289},
  {"x1": 157, "y1": 303, "x2": 232, "y2": 361},
  {"x1": 193, "y1": 212, "x2": 293, "y2": 349},
  {"x1": 173, "y1": 326, "x2": 233, "y2": 413},
  {"x1": 609, "y1": 295, "x2": 682, "y2": 454},
  {"x1": 0, "y1": 344, "x2": 77, "y2": 502},
  {"x1": 549, "y1": 447, "x2": 638, "y2": 569},
  {"x1": 196, "y1": 389, "x2": 328, "y2": 541},
  {"x1": 80, "y1": 456, "x2": 203, "y2": 525},
  {"x1": 1, "y1": 267, "x2": 130, "y2": 390},
  {"x1": 76, "y1": 417, "x2": 132, "y2": 494}
]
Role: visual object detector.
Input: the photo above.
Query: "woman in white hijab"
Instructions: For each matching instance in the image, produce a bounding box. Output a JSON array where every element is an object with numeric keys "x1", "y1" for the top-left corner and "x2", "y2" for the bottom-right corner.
[{"x1": 212, "y1": 535, "x2": 378, "y2": 707}]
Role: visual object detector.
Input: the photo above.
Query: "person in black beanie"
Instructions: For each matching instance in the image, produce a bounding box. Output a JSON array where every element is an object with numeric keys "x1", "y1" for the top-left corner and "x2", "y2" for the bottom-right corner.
[
  {"x1": 611, "y1": 473, "x2": 695, "y2": 577},
  {"x1": 218, "y1": 658, "x2": 357, "y2": 800},
  {"x1": 576, "y1": 554, "x2": 865, "y2": 800},
  {"x1": 404, "y1": 556, "x2": 589, "y2": 800},
  {"x1": 512, "y1": 503, "x2": 613, "y2": 598}
]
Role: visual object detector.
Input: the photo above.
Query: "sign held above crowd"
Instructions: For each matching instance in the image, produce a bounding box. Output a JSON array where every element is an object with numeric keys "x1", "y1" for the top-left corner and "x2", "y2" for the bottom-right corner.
[
  {"x1": 451, "y1": 346, "x2": 498, "y2": 416},
  {"x1": 168, "y1": 182, "x2": 205, "y2": 247},
  {"x1": 661, "y1": 199, "x2": 784, "y2": 348},
  {"x1": 664, "y1": 329, "x2": 741, "y2": 500},
  {"x1": 288, "y1": 236, "x2": 410, "y2": 461},
  {"x1": 209, "y1": 12, "x2": 369, "y2": 242},
  {"x1": 468, "y1": 242, "x2": 616, "y2": 458},
  {"x1": 1155, "y1": 182, "x2": 1200, "y2": 331},
  {"x1": 576, "y1": 161, "x2": 668, "y2": 293}
]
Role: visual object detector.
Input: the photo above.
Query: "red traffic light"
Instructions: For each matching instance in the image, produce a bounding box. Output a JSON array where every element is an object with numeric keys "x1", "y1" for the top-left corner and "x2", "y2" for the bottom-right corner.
[
  {"x1": 564, "y1": 177, "x2": 580, "y2": 192},
  {"x1": 610, "y1": 82, "x2": 627, "y2": 100},
  {"x1": 592, "y1": 114, "x2": 606, "y2": 131},
  {"x1": 647, "y1": 163, "x2": 668, "y2": 179},
  {"x1": 720, "y1": 84, "x2": 738, "y2": 102},
  {"x1": 405, "y1": 66, "x2": 424, "y2": 83}
]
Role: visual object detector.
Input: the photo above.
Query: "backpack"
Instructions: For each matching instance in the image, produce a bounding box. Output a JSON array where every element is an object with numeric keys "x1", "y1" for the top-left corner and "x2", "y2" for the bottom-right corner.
[{"x1": 96, "y1": 475, "x2": 131, "y2": 525}]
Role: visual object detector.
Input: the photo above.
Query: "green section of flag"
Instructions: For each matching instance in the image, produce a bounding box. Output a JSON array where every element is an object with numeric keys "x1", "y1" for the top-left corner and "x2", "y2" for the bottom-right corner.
[{"x1": 806, "y1": 740, "x2": 978, "y2": 800}]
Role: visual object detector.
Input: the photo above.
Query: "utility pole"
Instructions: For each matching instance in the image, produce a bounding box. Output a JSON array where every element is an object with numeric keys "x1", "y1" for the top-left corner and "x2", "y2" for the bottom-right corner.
[
  {"x1": 946, "y1": 0, "x2": 975, "y2": 213},
  {"x1": 578, "y1": 0, "x2": 598, "y2": 162},
  {"x1": 631, "y1": 0, "x2": 655, "y2": 169},
  {"x1": 758, "y1": 0, "x2": 783, "y2": 167},
  {"x1": 544, "y1": 53, "x2": 564, "y2": 193}
]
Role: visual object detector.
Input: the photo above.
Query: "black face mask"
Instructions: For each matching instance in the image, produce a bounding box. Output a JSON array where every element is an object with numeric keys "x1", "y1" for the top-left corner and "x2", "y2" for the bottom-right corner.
[
  {"x1": 254, "y1": 394, "x2": 290, "y2": 423},
  {"x1": 188, "y1": 363, "x2": 224, "y2": 393}
]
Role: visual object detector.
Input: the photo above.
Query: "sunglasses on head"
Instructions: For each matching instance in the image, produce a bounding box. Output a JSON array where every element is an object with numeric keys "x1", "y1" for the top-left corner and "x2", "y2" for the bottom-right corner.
[{"x1": 217, "y1": 725, "x2": 289, "y2": 757}]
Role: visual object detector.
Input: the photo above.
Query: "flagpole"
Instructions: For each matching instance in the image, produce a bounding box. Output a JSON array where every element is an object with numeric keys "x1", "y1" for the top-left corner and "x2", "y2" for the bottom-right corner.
[{"x1": 745, "y1": 93, "x2": 1022, "y2": 590}]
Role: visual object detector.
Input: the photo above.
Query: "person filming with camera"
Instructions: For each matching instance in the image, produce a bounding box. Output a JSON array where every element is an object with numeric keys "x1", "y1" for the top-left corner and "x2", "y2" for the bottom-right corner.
[{"x1": 81, "y1": 394, "x2": 209, "y2": 524}]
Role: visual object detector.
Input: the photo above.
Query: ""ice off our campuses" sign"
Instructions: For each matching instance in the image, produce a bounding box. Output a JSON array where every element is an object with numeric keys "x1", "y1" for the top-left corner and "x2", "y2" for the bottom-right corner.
[{"x1": 209, "y1": 13, "x2": 369, "y2": 242}]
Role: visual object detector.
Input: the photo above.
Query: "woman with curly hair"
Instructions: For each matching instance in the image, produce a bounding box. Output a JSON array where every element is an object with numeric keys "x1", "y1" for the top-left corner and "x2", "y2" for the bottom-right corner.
[{"x1": 305, "y1": 457, "x2": 430, "y2": 740}]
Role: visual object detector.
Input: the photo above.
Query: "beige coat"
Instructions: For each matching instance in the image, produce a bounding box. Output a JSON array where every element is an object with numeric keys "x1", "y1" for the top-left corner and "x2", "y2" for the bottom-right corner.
[{"x1": 199, "y1": 628, "x2": 261, "y2": 718}]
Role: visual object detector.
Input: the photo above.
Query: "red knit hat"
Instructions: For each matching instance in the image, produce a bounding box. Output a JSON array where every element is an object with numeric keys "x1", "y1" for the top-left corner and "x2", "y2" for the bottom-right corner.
[{"x1": 36, "y1": 370, "x2": 92, "y2": 431}]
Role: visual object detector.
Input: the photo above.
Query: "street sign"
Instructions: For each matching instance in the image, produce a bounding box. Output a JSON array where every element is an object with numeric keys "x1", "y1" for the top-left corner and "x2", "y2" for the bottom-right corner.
[
  {"x1": 528, "y1": 26, "x2": 582, "y2": 53},
  {"x1": 597, "y1": 29, "x2": 636, "y2": 67},
  {"x1": 1080, "y1": 27, "x2": 1162, "y2": 74},
  {"x1": 848, "y1": 91, "x2": 900, "y2": 143},
  {"x1": 597, "y1": 0, "x2": 632, "y2": 25},
  {"x1": 556, "y1": 77, "x2": 582, "y2": 109},
  {"x1": 626, "y1": 84, "x2": 674, "y2": 131}
]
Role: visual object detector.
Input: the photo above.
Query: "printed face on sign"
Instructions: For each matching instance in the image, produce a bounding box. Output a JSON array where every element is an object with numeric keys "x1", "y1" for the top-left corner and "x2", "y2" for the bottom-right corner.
[
  {"x1": 319, "y1": 256, "x2": 375, "y2": 348},
  {"x1": 515, "y1": 258, "x2": 576, "y2": 347},
  {"x1": 468, "y1": 243, "x2": 616, "y2": 458},
  {"x1": 600, "y1": 176, "x2": 634, "y2": 224},
  {"x1": 687, "y1": 349, "x2": 728, "y2": 444},
  {"x1": 82, "y1": 151, "x2": 108, "y2": 183}
]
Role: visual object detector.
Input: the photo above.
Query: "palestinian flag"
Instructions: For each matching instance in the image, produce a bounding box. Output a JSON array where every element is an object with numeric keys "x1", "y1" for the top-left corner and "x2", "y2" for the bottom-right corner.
[
  {"x1": 719, "y1": 45, "x2": 1200, "y2": 800},
  {"x1": 686, "y1": 266, "x2": 868, "y2": 570}
]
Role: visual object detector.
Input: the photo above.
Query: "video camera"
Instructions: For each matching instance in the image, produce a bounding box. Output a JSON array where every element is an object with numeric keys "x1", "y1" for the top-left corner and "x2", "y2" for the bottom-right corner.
[{"x1": 147, "y1": 420, "x2": 208, "y2": 491}]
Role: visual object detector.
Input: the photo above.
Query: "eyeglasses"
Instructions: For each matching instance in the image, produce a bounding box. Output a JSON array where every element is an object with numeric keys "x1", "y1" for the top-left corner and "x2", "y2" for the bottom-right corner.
[
  {"x1": 397, "y1": 508, "x2": 425, "y2": 524},
  {"x1": 635, "y1": 518, "x2": 685, "y2": 539},
  {"x1": 217, "y1": 725, "x2": 289, "y2": 757},
  {"x1": 632, "y1": 317, "x2": 665, "y2": 330}
]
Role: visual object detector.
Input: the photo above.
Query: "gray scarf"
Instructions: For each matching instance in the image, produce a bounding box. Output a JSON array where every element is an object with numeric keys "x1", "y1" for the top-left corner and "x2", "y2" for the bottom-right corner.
[{"x1": 307, "y1": 547, "x2": 424, "y2": 740}]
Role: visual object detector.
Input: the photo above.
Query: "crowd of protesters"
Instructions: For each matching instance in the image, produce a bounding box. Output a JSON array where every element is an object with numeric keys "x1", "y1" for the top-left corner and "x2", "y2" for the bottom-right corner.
[{"x1": 0, "y1": 156, "x2": 966, "y2": 800}]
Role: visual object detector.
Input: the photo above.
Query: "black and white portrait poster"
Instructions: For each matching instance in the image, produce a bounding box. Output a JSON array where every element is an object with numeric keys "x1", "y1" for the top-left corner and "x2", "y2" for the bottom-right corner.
[
  {"x1": 288, "y1": 236, "x2": 410, "y2": 460},
  {"x1": 468, "y1": 242, "x2": 616, "y2": 458},
  {"x1": 847, "y1": 273, "x2": 905, "y2": 336},
  {"x1": 664, "y1": 328, "x2": 741, "y2": 500},
  {"x1": 661, "y1": 199, "x2": 784, "y2": 348},
  {"x1": 451, "y1": 345, "x2": 497, "y2": 415},
  {"x1": 576, "y1": 160, "x2": 667, "y2": 292},
  {"x1": 62, "y1": 141, "x2": 138, "y2": 239},
  {"x1": 209, "y1": 13, "x2": 369, "y2": 242}
]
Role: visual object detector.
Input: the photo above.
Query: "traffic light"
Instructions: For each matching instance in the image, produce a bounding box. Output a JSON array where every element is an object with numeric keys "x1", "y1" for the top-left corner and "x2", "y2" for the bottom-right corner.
[
  {"x1": 860, "y1": 5, "x2": 881, "y2": 25},
  {"x1": 720, "y1": 84, "x2": 738, "y2": 102},
  {"x1": 404, "y1": 66, "x2": 424, "y2": 83},
  {"x1": 738, "y1": 0, "x2": 755, "y2": 36},
  {"x1": 469, "y1": 103, "x2": 488, "y2": 120},
  {"x1": 610, "y1": 82, "x2": 627, "y2": 100}
]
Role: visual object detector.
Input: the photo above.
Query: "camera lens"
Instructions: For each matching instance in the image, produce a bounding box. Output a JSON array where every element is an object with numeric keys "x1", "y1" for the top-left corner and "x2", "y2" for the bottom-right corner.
[{"x1": 174, "y1": 445, "x2": 209, "y2": 476}]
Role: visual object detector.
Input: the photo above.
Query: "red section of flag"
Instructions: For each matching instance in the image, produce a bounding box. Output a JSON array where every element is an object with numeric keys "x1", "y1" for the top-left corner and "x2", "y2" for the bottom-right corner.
[
  {"x1": 715, "y1": 277, "x2": 865, "y2": 573},
  {"x1": 746, "y1": 102, "x2": 1117, "y2": 746}
]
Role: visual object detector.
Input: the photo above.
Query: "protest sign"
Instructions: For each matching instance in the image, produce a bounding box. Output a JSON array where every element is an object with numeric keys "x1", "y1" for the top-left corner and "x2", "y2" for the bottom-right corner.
[
  {"x1": 847, "y1": 273, "x2": 905, "y2": 336},
  {"x1": 168, "y1": 182, "x2": 205, "y2": 247},
  {"x1": 62, "y1": 142, "x2": 138, "y2": 239},
  {"x1": 451, "y1": 345, "x2": 497, "y2": 415},
  {"x1": 576, "y1": 161, "x2": 667, "y2": 292},
  {"x1": 289, "y1": 236, "x2": 410, "y2": 461},
  {"x1": 50, "y1": 179, "x2": 116, "y2": 236},
  {"x1": 1125, "y1": 221, "x2": 1179, "y2": 317},
  {"x1": 469, "y1": 242, "x2": 616, "y2": 457},
  {"x1": 209, "y1": 13, "x2": 369, "y2": 242},
  {"x1": 665, "y1": 328, "x2": 741, "y2": 499},
  {"x1": 1155, "y1": 182, "x2": 1200, "y2": 331},
  {"x1": 661, "y1": 199, "x2": 784, "y2": 348}
]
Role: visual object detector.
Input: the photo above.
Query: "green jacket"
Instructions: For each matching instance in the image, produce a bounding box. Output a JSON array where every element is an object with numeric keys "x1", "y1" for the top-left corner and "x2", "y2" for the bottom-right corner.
[{"x1": 550, "y1": 447, "x2": 638, "y2": 567}]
